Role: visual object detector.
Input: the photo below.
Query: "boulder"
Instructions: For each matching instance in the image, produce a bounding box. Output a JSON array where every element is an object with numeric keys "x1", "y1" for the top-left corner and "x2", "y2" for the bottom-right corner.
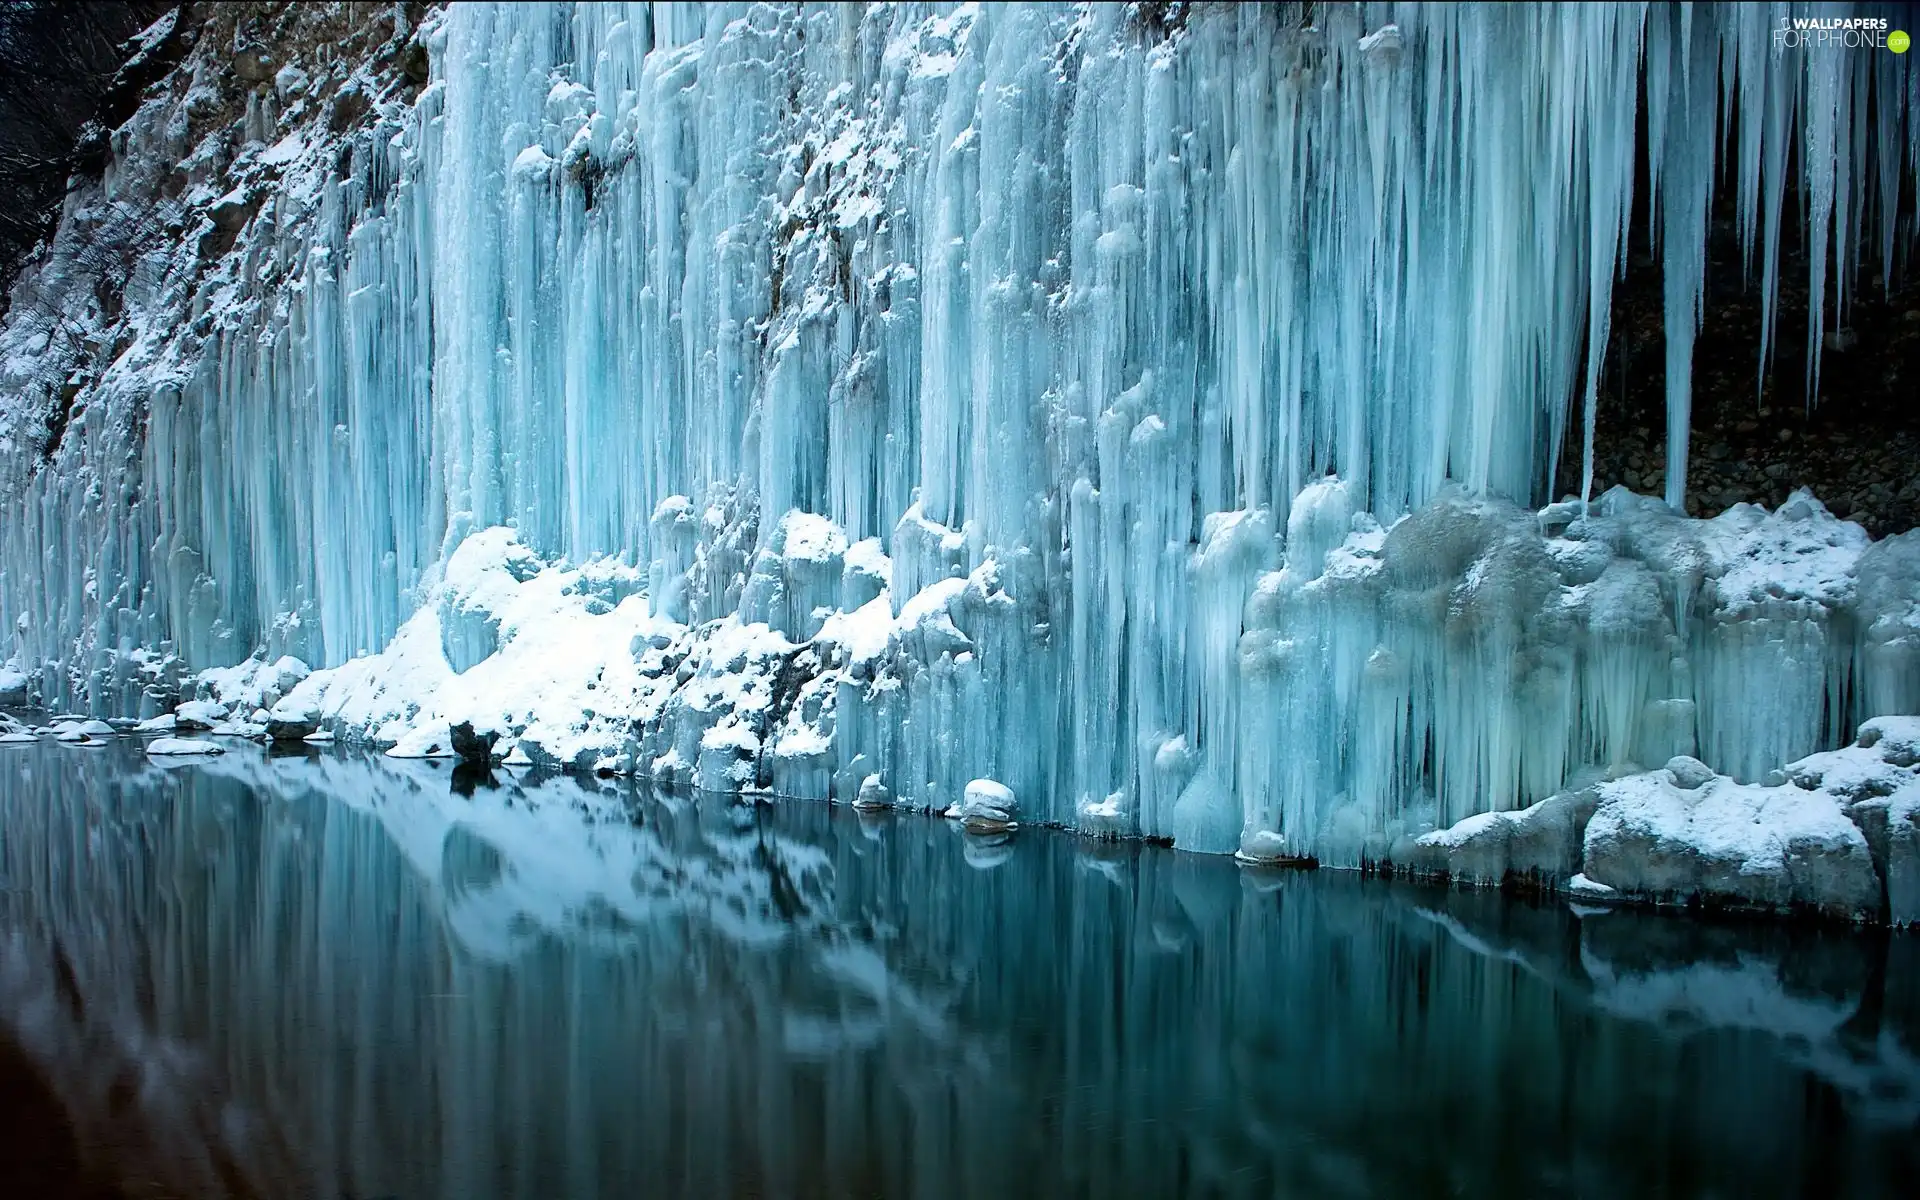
[
  {"x1": 1846, "y1": 789, "x2": 1920, "y2": 927},
  {"x1": 1408, "y1": 787, "x2": 1597, "y2": 886},
  {"x1": 1235, "y1": 829, "x2": 1300, "y2": 866},
  {"x1": 852, "y1": 773, "x2": 891, "y2": 811},
  {"x1": 210, "y1": 189, "x2": 258, "y2": 232},
  {"x1": 1664, "y1": 755, "x2": 1715, "y2": 790},
  {"x1": 1858, "y1": 716, "x2": 1920, "y2": 767},
  {"x1": 1582, "y1": 771, "x2": 1881, "y2": 919},
  {"x1": 449, "y1": 720, "x2": 499, "y2": 764},
  {"x1": 233, "y1": 46, "x2": 275, "y2": 83},
  {"x1": 174, "y1": 699, "x2": 228, "y2": 731},
  {"x1": 266, "y1": 712, "x2": 321, "y2": 743},
  {"x1": 947, "y1": 778, "x2": 1018, "y2": 832},
  {"x1": 1788, "y1": 718, "x2": 1920, "y2": 925}
]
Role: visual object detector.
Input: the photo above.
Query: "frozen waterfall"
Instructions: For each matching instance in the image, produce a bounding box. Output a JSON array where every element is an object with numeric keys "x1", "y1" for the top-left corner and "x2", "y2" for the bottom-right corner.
[{"x1": 1, "y1": 3, "x2": 1917, "y2": 863}]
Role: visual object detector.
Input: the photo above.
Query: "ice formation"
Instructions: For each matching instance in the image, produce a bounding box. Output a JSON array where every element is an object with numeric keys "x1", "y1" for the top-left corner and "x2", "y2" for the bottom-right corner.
[{"x1": 0, "y1": 5, "x2": 1917, "y2": 866}]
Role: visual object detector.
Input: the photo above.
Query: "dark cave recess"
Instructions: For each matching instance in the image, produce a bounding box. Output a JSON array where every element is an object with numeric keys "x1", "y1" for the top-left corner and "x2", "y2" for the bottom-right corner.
[{"x1": 1556, "y1": 209, "x2": 1920, "y2": 539}]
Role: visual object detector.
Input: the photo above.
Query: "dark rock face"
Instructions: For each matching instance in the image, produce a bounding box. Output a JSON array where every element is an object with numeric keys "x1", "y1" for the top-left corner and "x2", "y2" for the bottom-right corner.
[
  {"x1": 449, "y1": 721, "x2": 499, "y2": 765},
  {"x1": 232, "y1": 44, "x2": 276, "y2": 84},
  {"x1": 1557, "y1": 202, "x2": 1920, "y2": 537},
  {"x1": 0, "y1": 1, "x2": 178, "y2": 288}
]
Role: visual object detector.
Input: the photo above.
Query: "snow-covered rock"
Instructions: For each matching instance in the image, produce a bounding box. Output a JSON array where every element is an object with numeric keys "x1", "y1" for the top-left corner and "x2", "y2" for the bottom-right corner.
[
  {"x1": 173, "y1": 700, "x2": 230, "y2": 731},
  {"x1": 265, "y1": 708, "x2": 321, "y2": 743},
  {"x1": 852, "y1": 774, "x2": 891, "y2": 811},
  {"x1": 1786, "y1": 717, "x2": 1920, "y2": 926},
  {"x1": 1567, "y1": 872, "x2": 1621, "y2": 902},
  {"x1": 1582, "y1": 767, "x2": 1881, "y2": 919},
  {"x1": 145, "y1": 738, "x2": 224, "y2": 756},
  {"x1": 947, "y1": 779, "x2": 1018, "y2": 831},
  {"x1": 1409, "y1": 787, "x2": 1598, "y2": 886},
  {"x1": 1235, "y1": 829, "x2": 1293, "y2": 866},
  {"x1": 49, "y1": 719, "x2": 114, "y2": 742},
  {"x1": 196, "y1": 655, "x2": 311, "y2": 714},
  {"x1": 1664, "y1": 756, "x2": 1715, "y2": 790}
]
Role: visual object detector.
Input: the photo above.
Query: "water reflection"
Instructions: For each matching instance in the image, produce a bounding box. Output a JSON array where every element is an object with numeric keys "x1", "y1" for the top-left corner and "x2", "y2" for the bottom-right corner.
[{"x1": 0, "y1": 740, "x2": 1915, "y2": 1198}]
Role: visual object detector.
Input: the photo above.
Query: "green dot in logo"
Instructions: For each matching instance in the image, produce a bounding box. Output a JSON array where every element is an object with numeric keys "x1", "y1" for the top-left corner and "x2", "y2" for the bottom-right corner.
[{"x1": 1892, "y1": 30, "x2": 1912, "y2": 53}]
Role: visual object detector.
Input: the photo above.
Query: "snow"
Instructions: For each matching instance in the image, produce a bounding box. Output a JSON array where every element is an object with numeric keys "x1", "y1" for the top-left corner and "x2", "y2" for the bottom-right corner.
[
  {"x1": 258, "y1": 130, "x2": 309, "y2": 165},
  {"x1": 44, "y1": 718, "x2": 116, "y2": 742},
  {"x1": 814, "y1": 595, "x2": 896, "y2": 666},
  {"x1": 510, "y1": 144, "x2": 555, "y2": 179},
  {"x1": 146, "y1": 738, "x2": 224, "y2": 756},
  {"x1": 174, "y1": 699, "x2": 230, "y2": 728},
  {"x1": 1567, "y1": 873, "x2": 1618, "y2": 899},
  {"x1": 195, "y1": 655, "x2": 310, "y2": 712}
]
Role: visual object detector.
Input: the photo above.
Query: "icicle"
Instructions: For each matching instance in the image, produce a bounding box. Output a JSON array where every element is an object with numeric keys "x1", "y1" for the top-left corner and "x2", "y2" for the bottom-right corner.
[{"x1": 1649, "y1": 8, "x2": 1718, "y2": 512}]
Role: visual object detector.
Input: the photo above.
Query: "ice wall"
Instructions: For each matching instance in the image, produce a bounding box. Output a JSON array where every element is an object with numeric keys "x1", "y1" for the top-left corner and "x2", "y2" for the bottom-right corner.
[{"x1": 1, "y1": 4, "x2": 1917, "y2": 861}]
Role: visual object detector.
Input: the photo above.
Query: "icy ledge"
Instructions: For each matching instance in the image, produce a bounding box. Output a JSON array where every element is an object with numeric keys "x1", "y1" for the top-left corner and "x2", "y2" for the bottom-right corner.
[{"x1": 1408, "y1": 717, "x2": 1920, "y2": 925}]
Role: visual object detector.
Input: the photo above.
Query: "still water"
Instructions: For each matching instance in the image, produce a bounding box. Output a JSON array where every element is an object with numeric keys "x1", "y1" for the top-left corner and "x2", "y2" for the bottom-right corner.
[{"x1": 0, "y1": 737, "x2": 1914, "y2": 1198}]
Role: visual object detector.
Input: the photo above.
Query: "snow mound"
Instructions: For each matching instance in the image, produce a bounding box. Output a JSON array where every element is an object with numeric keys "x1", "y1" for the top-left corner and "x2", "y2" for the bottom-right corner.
[
  {"x1": 146, "y1": 738, "x2": 224, "y2": 756},
  {"x1": 195, "y1": 655, "x2": 310, "y2": 713},
  {"x1": 174, "y1": 700, "x2": 230, "y2": 730}
]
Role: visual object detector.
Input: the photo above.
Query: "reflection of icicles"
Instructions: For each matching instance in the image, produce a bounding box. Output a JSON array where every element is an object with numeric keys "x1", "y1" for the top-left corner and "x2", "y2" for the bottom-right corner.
[
  {"x1": 0, "y1": 928, "x2": 287, "y2": 1200},
  {"x1": 4, "y1": 742, "x2": 1920, "y2": 1192},
  {"x1": 0, "y1": 741, "x2": 1011, "y2": 1196}
]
